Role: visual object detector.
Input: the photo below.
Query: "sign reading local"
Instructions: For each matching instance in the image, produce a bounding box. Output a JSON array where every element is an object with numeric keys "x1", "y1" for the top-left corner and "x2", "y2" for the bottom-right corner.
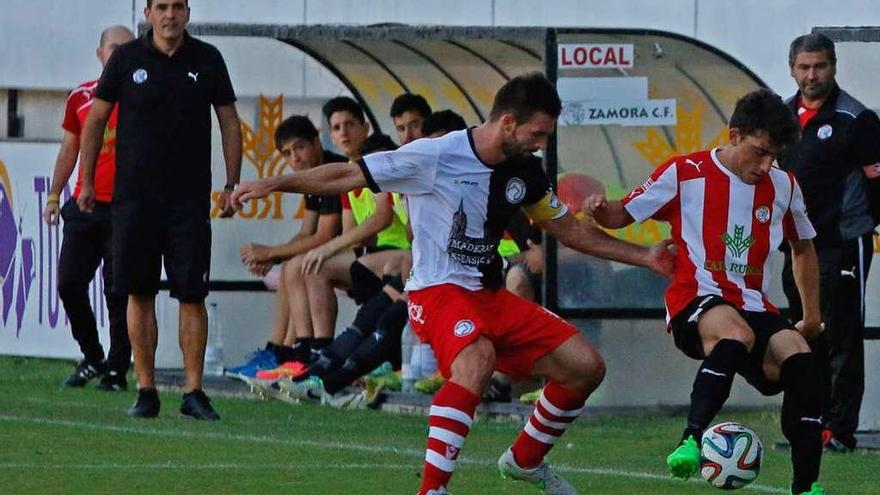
[{"x1": 558, "y1": 44, "x2": 634, "y2": 69}]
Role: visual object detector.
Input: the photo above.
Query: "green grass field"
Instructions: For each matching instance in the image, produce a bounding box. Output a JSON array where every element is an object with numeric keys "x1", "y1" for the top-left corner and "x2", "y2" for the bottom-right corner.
[{"x1": 0, "y1": 356, "x2": 875, "y2": 494}]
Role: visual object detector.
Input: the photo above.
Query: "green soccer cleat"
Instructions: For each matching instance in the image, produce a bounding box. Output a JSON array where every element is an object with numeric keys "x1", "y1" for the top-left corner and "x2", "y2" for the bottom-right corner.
[
  {"x1": 792, "y1": 482, "x2": 826, "y2": 495},
  {"x1": 667, "y1": 435, "x2": 700, "y2": 480},
  {"x1": 519, "y1": 387, "x2": 543, "y2": 404}
]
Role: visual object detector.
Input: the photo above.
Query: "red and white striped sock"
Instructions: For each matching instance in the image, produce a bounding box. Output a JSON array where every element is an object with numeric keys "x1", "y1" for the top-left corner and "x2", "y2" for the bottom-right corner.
[
  {"x1": 510, "y1": 381, "x2": 588, "y2": 468},
  {"x1": 418, "y1": 381, "x2": 481, "y2": 495}
]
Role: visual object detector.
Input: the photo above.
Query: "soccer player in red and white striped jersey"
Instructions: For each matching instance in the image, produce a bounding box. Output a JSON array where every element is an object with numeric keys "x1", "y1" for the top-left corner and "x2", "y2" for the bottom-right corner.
[{"x1": 587, "y1": 89, "x2": 827, "y2": 495}]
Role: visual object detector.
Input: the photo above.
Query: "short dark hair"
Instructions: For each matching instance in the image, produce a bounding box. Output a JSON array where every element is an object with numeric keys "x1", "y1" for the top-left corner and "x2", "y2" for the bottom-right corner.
[
  {"x1": 361, "y1": 133, "x2": 398, "y2": 155},
  {"x1": 789, "y1": 33, "x2": 836, "y2": 67},
  {"x1": 147, "y1": 0, "x2": 188, "y2": 7},
  {"x1": 489, "y1": 72, "x2": 561, "y2": 123},
  {"x1": 729, "y1": 88, "x2": 799, "y2": 150},
  {"x1": 422, "y1": 110, "x2": 467, "y2": 136},
  {"x1": 322, "y1": 96, "x2": 366, "y2": 124},
  {"x1": 390, "y1": 93, "x2": 432, "y2": 119},
  {"x1": 274, "y1": 115, "x2": 318, "y2": 151}
]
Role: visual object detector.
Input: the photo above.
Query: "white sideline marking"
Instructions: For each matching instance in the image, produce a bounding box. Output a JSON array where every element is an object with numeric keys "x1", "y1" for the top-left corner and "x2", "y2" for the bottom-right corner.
[{"x1": 0, "y1": 414, "x2": 787, "y2": 493}]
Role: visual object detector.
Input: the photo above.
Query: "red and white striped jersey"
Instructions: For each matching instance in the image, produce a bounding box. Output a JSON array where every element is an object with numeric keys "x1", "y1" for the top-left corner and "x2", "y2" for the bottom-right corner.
[{"x1": 622, "y1": 148, "x2": 816, "y2": 321}]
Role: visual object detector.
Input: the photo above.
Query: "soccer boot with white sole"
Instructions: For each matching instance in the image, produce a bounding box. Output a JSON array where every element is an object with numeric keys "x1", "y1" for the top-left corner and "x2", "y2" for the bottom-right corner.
[{"x1": 498, "y1": 448, "x2": 578, "y2": 494}]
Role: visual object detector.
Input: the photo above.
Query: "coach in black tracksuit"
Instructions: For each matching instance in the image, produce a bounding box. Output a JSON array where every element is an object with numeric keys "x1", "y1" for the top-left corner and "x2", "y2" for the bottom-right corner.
[{"x1": 781, "y1": 33, "x2": 880, "y2": 452}]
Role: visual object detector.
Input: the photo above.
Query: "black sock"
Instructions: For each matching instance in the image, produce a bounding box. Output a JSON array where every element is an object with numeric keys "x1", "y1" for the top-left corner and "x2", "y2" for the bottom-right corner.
[
  {"x1": 352, "y1": 291, "x2": 393, "y2": 333},
  {"x1": 683, "y1": 339, "x2": 749, "y2": 442},
  {"x1": 310, "y1": 328, "x2": 365, "y2": 377},
  {"x1": 780, "y1": 352, "x2": 823, "y2": 494},
  {"x1": 322, "y1": 301, "x2": 408, "y2": 394},
  {"x1": 273, "y1": 338, "x2": 311, "y2": 363}
]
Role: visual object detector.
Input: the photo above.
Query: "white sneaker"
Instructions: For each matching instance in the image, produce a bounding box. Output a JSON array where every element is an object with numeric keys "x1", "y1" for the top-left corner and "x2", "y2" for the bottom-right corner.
[
  {"x1": 321, "y1": 388, "x2": 367, "y2": 409},
  {"x1": 423, "y1": 488, "x2": 451, "y2": 495},
  {"x1": 497, "y1": 448, "x2": 578, "y2": 494},
  {"x1": 277, "y1": 376, "x2": 323, "y2": 403}
]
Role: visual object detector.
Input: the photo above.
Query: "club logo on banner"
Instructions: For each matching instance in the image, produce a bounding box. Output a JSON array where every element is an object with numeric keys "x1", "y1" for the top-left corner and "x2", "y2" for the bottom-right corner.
[{"x1": 0, "y1": 159, "x2": 36, "y2": 335}]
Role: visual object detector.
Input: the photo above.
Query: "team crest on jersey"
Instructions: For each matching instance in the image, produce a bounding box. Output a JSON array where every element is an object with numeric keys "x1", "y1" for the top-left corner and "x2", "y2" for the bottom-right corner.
[
  {"x1": 132, "y1": 69, "x2": 148, "y2": 84},
  {"x1": 408, "y1": 301, "x2": 426, "y2": 325},
  {"x1": 754, "y1": 205, "x2": 771, "y2": 224},
  {"x1": 453, "y1": 319, "x2": 476, "y2": 337},
  {"x1": 817, "y1": 124, "x2": 833, "y2": 140},
  {"x1": 505, "y1": 178, "x2": 527, "y2": 204}
]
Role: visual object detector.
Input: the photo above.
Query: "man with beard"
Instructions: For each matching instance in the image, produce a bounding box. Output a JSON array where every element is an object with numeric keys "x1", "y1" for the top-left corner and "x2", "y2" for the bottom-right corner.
[{"x1": 233, "y1": 72, "x2": 674, "y2": 495}]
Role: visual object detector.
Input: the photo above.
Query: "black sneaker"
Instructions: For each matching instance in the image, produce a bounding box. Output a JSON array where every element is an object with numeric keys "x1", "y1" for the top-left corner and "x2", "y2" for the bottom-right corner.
[
  {"x1": 181, "y1": 390, "x2": 220, "y2": 421},
  {"x1": 96, "y1": 370, "x2": 128, "y2": 392},
  {"x1": 127, "y1": 388, "x2": 161, "y2": 418},
  {"x1": 482, "y1": 377, "x2": 512, "y2": 403},
  {"x1": 63, "y1": 359, "x2": 105, "y2": 388}
]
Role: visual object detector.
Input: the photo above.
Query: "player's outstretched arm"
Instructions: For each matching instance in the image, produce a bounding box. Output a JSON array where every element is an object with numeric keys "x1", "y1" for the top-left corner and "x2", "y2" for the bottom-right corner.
[
  {"x1": 232, "y1": 161, "x2": 366, "y2": 211},
  {"x1": 540, "y1": 213, "x2": 675, "y2": 277},
  {"x1": 582, "y1": 194, "x2": 635, "y2": 229},
  {"x1": 789, "y1": 238, "x2": 823, "y2": 340}
]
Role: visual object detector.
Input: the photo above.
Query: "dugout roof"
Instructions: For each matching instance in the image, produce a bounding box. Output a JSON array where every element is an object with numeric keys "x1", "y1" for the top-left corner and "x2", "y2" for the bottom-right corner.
[{"x1": 184, "y1": 23, "x2": 766, "y2": 317}]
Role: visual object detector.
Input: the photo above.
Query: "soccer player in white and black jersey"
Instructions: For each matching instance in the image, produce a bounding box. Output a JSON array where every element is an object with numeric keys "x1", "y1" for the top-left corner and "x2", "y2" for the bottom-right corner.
[
  {"x1": 233, "y1": 73, "x2": 675, "y2": 495},
  {"x1": 586, "y1": 89, "x2": 827, "y2": 495}
]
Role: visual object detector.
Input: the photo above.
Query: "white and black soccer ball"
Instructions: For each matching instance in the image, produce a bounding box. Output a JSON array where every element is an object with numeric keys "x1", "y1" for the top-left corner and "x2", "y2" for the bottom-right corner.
[{"x1": 700, "y1": 422, "x2": 763, "y2": 490}]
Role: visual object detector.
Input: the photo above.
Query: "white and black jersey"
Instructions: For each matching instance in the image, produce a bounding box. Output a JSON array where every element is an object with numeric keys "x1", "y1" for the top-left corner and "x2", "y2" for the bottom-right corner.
[{"x1": 359, "y1": 128, "x2": 567, "y2": 291}]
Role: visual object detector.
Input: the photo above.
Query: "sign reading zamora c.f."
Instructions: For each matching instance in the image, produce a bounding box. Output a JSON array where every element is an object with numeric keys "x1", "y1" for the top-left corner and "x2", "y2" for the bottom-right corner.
[{"x1": 723, "y1": 225, "x2": 755, "y2": 258}]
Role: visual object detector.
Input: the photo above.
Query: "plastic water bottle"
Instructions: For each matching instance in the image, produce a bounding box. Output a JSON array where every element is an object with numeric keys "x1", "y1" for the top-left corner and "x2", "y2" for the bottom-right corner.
[
  {"x1": 417, "y1": 343, "x2": 438, "y2": 378},
  {"x1": 400, "y1": 323, "x2": 418, "y2": 392},
  {"x1": 204, "y1": 302, "x2": 224, "y2": 376}
]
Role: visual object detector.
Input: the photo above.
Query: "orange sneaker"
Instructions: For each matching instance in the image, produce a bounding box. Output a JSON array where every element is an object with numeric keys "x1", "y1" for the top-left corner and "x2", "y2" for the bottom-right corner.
[{"x1": 255, "y1": 361, "x2": 308, "y2": 381}]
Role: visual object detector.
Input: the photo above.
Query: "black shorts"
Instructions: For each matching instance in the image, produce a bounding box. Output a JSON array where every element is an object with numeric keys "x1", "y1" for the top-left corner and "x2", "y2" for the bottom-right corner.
[
  {"x1": 669, "y1": 295, "x2": 793, "y2": 395},
  {"x1": 112, "y1": 199, "x2": 211, "y2": 303}
]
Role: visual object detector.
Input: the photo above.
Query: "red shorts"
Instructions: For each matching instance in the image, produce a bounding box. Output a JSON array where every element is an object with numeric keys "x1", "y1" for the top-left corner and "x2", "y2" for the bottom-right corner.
[{"x1": 407, "y1": 284, "x2": 579, "y2": 380}]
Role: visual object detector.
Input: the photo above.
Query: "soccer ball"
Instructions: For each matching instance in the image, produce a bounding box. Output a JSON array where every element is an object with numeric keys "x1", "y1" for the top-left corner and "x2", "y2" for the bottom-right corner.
[{"x1": 700, "y1": 422, "x2": 763, "y2": 490}]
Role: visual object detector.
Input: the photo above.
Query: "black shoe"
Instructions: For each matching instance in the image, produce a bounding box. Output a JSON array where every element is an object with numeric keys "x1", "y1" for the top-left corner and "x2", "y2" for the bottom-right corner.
[
  {"x1": 181, "y1": 389, "x2": 220, "y2": 421},
  {"x1": 127, "y1": 388, "x2": 161, "y2": 418},
  {"x1": 482, "y1": 377, "x2": 512, "y2": 403},
  {"x1": 63, "y1": 359, "x2": 105, "y2": 388},
  {"x1": 96, "y1": 370, "x2": 128, "y2": 391}
]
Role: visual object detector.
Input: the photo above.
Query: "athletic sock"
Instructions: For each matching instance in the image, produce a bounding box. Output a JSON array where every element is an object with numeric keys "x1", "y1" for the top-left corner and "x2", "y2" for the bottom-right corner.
[
  {"x1": 321, "y1": 301, "x2": 409, "y2": 393},
  {"x1": 354, "y1": 290, "x2": 394, "y2": 330},
  {"x1": 683, "y1": 339, "x2": 749, "y2": 441},
  {"x1": 510, "y1": 381, "x2": 588, "y2": 468},
  {"x1": 780, "y1": 352, "x2": 823, "y2": 494},
  {"x1": 418, "y1": 382, "x2": 480, "y2": 495},
  {"x1": 275, "y1": 338, "x2": 311, "y2": 363}
]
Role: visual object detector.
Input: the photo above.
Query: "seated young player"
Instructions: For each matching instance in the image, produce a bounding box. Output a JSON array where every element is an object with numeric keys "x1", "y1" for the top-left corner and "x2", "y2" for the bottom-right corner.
[
  {"x1": 227, "y1": 115, "x2": 344, "y2": 380},
  {"x1": 585, "y1": 89, "x2": 827, "y2": 495}
]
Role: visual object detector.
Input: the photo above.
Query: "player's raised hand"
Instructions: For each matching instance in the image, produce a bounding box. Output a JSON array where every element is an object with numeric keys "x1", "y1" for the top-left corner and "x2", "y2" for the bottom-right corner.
[
  {"x1": 647, "y1": 238, "x2": 676, "y2": 278},
  {"x1": 231, "y1": 179, "x2": 273, "y2": 211},
  {"x1": 582, "y1": 193, "x2": 608, "y2": 216}
]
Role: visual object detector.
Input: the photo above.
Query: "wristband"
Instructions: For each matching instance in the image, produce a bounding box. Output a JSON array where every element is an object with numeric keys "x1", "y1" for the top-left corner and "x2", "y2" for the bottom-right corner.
[
  {"x1": 46, "y1": 193, "x2": 60, "y2": 204},
  {"x1": 223, "y1": 184, "x2": 236, "y2": 192}
]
